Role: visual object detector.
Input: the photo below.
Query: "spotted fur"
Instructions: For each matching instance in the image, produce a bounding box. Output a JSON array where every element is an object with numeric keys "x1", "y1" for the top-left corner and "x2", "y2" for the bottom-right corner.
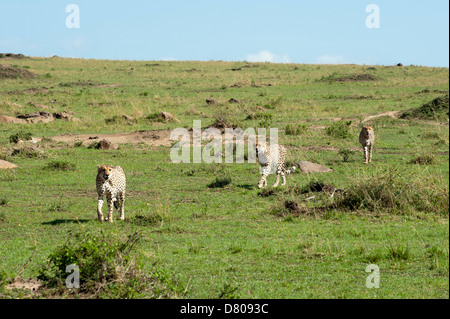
[
  {"x1": 255, "y1": 142, "x2": 296, "y2": 189},
  {"x1": 359, "y1": 126, "x2": 375, "y2": 164},
  {"x1": 96, "y1": 165, "x2": 126, "y2": 223}
]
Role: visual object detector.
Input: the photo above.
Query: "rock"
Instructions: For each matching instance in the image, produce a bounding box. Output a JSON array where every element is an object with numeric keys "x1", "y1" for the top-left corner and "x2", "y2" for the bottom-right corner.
[
  {"x1": 206, "y1": 98, "x2": 218, "y2": 105},
  {"x1": 121, "y1": 114, "x2": 136, "y2": 123},
  {"x1": 396, "y1": 63, "x2": 403, "y2": 67},
  {"x1": 17, "y1": 111, "x2": 54, "y2": 124},
  {"x1": 159, "y1": 112, "x2": 180, "y2": 123},
  {"x1": 0, "y1": 159, "x2": 18, "y2": 169},
  {"x1": 17, "y1": 111, "x2": 52, "y2": 119},
  {"x1": 97, "y1": 139, "x2": 118, "y2": 150},
  {"x1": 0, "y1": 115, "x2": 27, "y2": 124},
  {"x1": 296, "y1": 161, "x2": 333, "y2": 173},
  {"x1": 52, "y1": 111, "x2": 79, "y2": 121},
  {"x1": 228, "y1": 98, "x2": 242, "y2": 103}
]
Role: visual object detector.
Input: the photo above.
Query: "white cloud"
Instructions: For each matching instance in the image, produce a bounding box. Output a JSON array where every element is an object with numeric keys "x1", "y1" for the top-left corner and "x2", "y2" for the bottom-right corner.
[
  {"x1": 245, "y1": 50, "x2": 291, "y2": 63},
  {"x1": 314, "y1": 55, "x2": 347, "y2": 64}
]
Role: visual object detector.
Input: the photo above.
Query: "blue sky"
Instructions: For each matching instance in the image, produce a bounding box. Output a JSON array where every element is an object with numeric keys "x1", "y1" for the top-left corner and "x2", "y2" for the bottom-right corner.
[{"x1": 0, "y1": 0, "x2": 448, "y2": 66}]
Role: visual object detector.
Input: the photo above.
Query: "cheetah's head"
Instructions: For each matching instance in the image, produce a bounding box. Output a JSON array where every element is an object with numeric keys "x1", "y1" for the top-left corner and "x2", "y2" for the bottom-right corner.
[
  {"x1": 362, "y1": 126, "x2": 373, "y2": 137},
  {"x1": 254, "y1": 141, "x2": 267, "y2": 154},
  {"x1": 97, "y1": 165, "x2": 113, "y2": 180}
]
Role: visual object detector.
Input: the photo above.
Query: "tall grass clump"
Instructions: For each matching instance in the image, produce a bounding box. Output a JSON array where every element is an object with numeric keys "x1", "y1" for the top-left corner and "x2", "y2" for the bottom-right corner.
[
  {"x1": 285, "y1": 123, "x2": 308, "y2": 136},
  {"x1": 332, "y1": 168, "x2": 449, "y2": 216}
]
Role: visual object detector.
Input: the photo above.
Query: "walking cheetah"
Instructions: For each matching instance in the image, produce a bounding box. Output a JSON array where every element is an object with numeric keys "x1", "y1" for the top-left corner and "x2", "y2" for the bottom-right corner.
[
  {"x1": 96, "y1": 165, "x2": 126, "y2": 223},
  {"x1": 255, "y1": 141, "x2": 296, "y2": 189},
  {"x1": 359, "y1": 126, "x2": 375, "y2": 164}
]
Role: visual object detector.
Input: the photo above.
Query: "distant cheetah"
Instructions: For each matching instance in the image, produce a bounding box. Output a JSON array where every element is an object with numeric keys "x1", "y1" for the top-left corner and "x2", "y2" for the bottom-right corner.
[
  {"x1": 96, "y1": 165, "x2": 126, "y2": 223},
  {"x1": 255, "y1": 141, "x2": 296, "y2": 189},
  {"x1": 359, "y1": 126, "x2": 375, "y2": 164}
]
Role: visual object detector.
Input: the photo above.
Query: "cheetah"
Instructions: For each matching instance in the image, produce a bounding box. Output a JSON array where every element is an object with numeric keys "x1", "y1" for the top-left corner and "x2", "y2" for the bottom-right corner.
[
  {"x1": 255, "y1": 141, "x2": 296, "y2": 189},
  {"x1": 96, "y1": 165, "x2": 126, "y2": 223},
  {"x1": 359, "y1": 126, "x2": 375, "y2": 164}
]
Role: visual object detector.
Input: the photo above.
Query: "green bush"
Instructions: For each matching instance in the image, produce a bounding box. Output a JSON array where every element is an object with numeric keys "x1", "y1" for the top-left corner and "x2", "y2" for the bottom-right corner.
[
  {"x1": 326, "y1": 120, "x2": 352, "y2": 139},
  {"x1": 258, "y1": 113, "x2": 273, "y2": 129},
  {"x1": 37, "y1": 231, "x2": 180, "y2": 298}
]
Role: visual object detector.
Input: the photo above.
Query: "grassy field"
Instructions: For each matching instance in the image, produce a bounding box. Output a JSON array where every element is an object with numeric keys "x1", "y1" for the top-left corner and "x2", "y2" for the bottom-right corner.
[{"x1": 0, "y1": 56, "x2": 448, "y2": 299}]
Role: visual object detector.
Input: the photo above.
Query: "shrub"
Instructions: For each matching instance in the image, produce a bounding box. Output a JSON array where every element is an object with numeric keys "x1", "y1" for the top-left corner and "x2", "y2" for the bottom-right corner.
[
  {"x1": 37, "y1": 231, "x2": 180, "y2": 298},
  {"x1": 9, "y1": 132, "x2": 32, "y2": 144},
  {"x1": 258, "y1": 113, "x2": 273, "y2": 129},
  {"x1": 326, "y1": 120, "x2": 352, "y2": 139}
]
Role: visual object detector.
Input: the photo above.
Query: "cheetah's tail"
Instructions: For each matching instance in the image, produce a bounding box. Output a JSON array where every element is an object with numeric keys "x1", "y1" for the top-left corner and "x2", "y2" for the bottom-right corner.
[{"x1": 286, "y1": 166, "x2": 296, "y2": 175}]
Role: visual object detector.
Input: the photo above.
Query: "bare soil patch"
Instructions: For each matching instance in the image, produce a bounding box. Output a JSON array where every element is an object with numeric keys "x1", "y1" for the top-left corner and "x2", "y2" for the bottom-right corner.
[{"x1": 36, "y1": 130, "x2": 174, "y2": 147}]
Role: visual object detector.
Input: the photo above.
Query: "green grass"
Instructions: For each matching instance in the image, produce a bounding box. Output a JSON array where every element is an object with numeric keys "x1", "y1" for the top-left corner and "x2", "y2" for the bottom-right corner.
[{"x1": 0, "y1": 57, "x2": 448, "y2": 299}]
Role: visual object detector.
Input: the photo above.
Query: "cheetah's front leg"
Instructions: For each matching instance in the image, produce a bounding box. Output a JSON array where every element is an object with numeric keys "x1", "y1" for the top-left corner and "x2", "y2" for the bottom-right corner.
[
  {"x1": 368, "y1": 145, "x2": 373, "y2": 163},
  {"x1": 258, "y1": 174, "x2": 268, "y2": 189},
  {"x1": 106, "y1": 195, "x2": 114, "y2": 223},
  {"x1": 363, "y1": 146, "x2": 369, "y2": 164},
  {"x1": 273, "y1": 171, "x2": 281, "y2": 187},
  {"x1": 97, "y1": 197, "x2": 104, "y2": 223}
]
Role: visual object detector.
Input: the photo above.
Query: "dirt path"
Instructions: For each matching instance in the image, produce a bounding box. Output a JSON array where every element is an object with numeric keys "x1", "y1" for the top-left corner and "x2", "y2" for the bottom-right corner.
[
  {"x1": 35, "y1": 130, "x2": 174, "y2": 147},
  {"x1": 361, "y1": 111, "x2": 402, "y2": 123}
]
